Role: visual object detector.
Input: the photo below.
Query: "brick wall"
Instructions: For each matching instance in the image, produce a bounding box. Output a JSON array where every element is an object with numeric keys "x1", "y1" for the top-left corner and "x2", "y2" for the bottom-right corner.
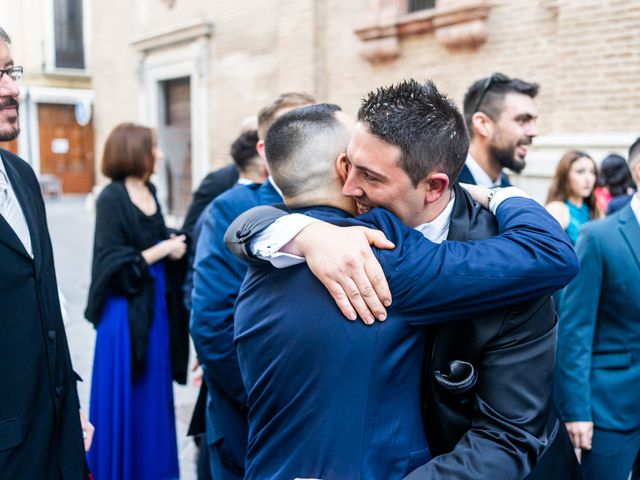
[{"x1": 91, "y1": 0, "x2": 640, "y2": 200}]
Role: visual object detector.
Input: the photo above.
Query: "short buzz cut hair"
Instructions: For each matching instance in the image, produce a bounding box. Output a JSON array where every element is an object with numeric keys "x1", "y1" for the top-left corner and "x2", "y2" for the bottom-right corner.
[
  {"x1": 265, "y1": 103, "x2": 347, "y2": 198},
  {"x1": 628, "y1": 137, "x2": 640, "y2": 184},
  {"x1": 357, "y1": 79, "x2": 469, "y2": 186},
  {"x1": 101, "y1": 123, "x2": 155, "y2": 181},
  {"x1": 463, "y1": 72, "x2": 539, "y2": 137},
  {"x1": 257, "y1": 92, "x2": 316, "y2": 140},
  {"x1": 0, "y1": 26, "x2": 11, "y2": 44}
]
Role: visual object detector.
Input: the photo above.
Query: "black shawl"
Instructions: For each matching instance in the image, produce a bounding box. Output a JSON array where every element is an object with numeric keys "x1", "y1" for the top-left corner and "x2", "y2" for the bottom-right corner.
[{"x1": 84, "y1": 181, "x2": 189, "y2": 383}]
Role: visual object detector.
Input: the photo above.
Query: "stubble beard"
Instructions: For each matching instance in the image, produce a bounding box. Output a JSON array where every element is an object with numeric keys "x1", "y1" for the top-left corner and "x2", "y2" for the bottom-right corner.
[{"x1": 490, "y1": 142, "x2": 526, "y2": 174}]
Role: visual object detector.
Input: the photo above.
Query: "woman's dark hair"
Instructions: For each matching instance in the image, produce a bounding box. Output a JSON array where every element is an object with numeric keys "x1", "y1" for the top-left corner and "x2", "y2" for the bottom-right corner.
[
  {"x1": 597, "y1": 153, "x2": 632, "y2": 196},
  {"x1": 101, "y1": 123, "x2": 155, "y2": 181},
  {"x1": 546, "y1": 150, "x2": 599, "y2": 219}
]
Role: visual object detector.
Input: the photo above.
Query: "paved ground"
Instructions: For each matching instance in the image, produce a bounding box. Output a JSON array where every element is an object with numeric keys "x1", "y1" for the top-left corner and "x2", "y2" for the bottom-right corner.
[{"x1": 46, "y1": 195, "x2": 199, "y2": 480}]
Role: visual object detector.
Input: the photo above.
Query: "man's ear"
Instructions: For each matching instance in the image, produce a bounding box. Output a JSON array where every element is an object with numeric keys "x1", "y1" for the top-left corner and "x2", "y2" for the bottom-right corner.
[
  {"x1": 336, "y1": 153, "x2": 349, "y2": 183},
  {"x1": 256, "y1": 140, "x2": 267, "y2": 162},
  {"x1": 420, "y1": 172, "x2": 450, "y2": 204},
  {"x1": 471, "y1": 112, "x2": 494, "y2": 139}
]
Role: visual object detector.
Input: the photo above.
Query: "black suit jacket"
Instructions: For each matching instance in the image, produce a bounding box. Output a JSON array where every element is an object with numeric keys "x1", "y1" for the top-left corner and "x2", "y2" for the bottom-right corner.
[
  {"x1": 0, "y1": 149, "x2": 86, "y2": 479},
  {"x1": 406, "y1": 185, "x2": 581, "y2": 479},
  {"x1": 458, "y1": 163, "x2": 512, "y2": 187}
]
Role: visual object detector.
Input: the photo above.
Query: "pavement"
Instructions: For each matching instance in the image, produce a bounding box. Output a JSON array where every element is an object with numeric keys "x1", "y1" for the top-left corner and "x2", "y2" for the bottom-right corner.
[{"x1": 46, "y1": 194, "x2": 199, "y2": 480}]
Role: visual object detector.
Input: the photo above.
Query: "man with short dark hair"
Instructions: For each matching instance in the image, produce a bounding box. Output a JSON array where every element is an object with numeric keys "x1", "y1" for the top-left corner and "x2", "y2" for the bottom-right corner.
[
  {"x1": 460, "y1": 72, "x2": 539, "y2": 187},
  {"x1": 226, "y1": 89, "x2": 578, "y2": 479},
  {"x1": 190, "y1": 92, "x2": 314, "y2": 479},
  {"x1": 555, "y1": 137, "x2": 640, "y2": 480},
  {"x1": 0, "y1": 26, "x2": 91, "y2": 479},
  {"x1": 228, "y1": 80, "x2": 580, "y2": 479}
]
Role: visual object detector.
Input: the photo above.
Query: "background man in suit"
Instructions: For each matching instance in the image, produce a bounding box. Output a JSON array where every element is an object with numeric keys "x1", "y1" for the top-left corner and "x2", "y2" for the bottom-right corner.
[
  {"x1": 0, "y1": 26, "x2": 92, "y2": 479},
  {"x1": 227, "y1": 93, "x2": 578, "y2": 479},
  {"x1": 190, "y1": 92, "x2": 314, "y2": 479},
  {"x1": 555, "y1": 137, "x2": 640, "y2": 480},
  {"x1": 231, "y1": 80, "x2": 580, "y2": 478},
  {"x1": 459, "y1": 72, "x2": 539, "y2": 187}
]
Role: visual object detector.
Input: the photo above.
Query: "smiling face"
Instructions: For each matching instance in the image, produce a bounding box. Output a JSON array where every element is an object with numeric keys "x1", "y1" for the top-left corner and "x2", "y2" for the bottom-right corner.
[
  {"x1": 567, "y1": 156, "x2": 597, "y2": 201},
  {"x1": 0, "y1": 41, "x2": 20, "y2": 141},
  {"x1": 488, "y1": 92, "x2": 538, "y2": 174},
  {"x1": 343, "y1": 123, "x2": 428, "y2": 227}
]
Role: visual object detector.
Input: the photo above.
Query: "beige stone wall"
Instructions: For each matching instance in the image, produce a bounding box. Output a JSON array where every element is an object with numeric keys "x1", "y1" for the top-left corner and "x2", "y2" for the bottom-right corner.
[{"x1": 90, "y1": 0, "x2": 640, "y2": 200}]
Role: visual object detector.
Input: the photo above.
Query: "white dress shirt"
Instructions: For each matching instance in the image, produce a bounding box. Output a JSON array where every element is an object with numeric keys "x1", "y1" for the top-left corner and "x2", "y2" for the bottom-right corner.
[
  {"x1": 465, "y1": 154, "x2": 502, "y2": 188},
  {"x1": 630, "y1": 193, "x2": 640, "y2": 226},
  {"x1": 0, "y1": 154, "x2": 33, "y2": 257},
  {"x1": 251, "y1": 187, "x2": 529, "y2": 266}
]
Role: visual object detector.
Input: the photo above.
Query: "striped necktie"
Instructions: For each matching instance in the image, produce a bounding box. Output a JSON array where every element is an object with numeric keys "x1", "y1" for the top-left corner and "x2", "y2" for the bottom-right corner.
[{"x1": 0, "y1": 167, "x2": 33, "y2": 257}]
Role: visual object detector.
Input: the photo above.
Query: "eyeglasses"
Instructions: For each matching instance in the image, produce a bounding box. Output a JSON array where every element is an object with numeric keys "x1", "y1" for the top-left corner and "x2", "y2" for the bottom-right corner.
[
  {"x1": 471, "y1": 72, "x2": 509, "y2": 114},
  {"x1": 0, "y1": 66, "x2": 23, "y2": 82}
]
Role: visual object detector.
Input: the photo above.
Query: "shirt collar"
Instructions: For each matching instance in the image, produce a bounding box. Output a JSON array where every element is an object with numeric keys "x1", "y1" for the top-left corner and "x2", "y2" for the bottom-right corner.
[
  {"x1": 466, "y1": 154, "x2": 501, "y2": 188},
  {"x1": 268, "y1": 176, "x2": 284, "y2": 199},
  {"x1": 237, "y1": 177, "x2": 254, "y2": 185},
  {"x1": 414, "y1": 191, "x2": 455, "y2": 243},
  {"x1": 630, "y1": 193, "x2": 640, "y2": 226}
]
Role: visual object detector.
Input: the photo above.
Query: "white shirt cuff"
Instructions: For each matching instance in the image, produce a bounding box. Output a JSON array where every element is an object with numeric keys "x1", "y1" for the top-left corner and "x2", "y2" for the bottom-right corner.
[
  {"x1": 251, "y1": 213, "x2": 319, "y2": 268},
  {"x1": 489, "y1": 187, "x2": 531, "y2": 214}
]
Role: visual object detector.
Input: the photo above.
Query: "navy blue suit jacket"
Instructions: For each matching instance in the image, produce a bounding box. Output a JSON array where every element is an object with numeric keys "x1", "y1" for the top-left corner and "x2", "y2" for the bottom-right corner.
[
  {"x1": 233, "y1": 198, "x2": 578, "y2": 480},
  {"x1": 555, "y1": 202, "x2": 640, "y2": 431},
  {"x1": 458, "y1": 163, "x2": 511, "y2": 187},
  {"x1": 190, "y1": 180, "x2": 281, "y2": 473}
]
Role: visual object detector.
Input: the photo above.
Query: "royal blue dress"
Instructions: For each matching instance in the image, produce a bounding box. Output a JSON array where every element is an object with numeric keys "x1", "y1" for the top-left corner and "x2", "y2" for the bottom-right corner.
[{"x1": 88, "y1": 206, "x2": 180, "y2": 480}]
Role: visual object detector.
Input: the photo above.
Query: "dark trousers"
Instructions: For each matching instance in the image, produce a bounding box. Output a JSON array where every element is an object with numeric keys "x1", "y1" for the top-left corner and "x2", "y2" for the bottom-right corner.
[{"x1": 581, "y1": 426, "x2": 640, "y2": 480}]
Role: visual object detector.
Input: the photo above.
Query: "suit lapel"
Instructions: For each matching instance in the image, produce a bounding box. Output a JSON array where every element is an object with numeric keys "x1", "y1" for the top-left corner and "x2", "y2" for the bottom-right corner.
[
  {"x1": 3, "y1": 154, "x2": 42, "y2": 272},
  {"x1": 618, "y1": 204, "x2": 640, "y2": 271}
]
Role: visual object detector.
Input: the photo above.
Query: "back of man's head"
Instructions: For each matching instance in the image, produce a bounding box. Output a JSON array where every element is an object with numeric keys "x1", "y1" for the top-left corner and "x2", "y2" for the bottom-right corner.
[
  {"x1": 257, "y1": 92, "x2": 316, "y2": 140},
  {"x1": 463, "y1": 73, "x2": 539, "y2": 137},
  {"x1": 357, "y1": 79, "x2": 469, "y2": 185},
  {"x1": 265, "y1": 103, "x2": 349, "y2": 198},
  {"x1": 230, "y1": 129, "x2": 260, "y2": 173},
  {"x1": 627, "y1": 137, "x2": 640, "y2": 186}
]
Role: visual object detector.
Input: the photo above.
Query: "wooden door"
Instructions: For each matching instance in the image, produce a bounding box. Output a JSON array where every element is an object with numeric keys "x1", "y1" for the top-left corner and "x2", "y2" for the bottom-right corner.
[
  {"x1": 0, "y1": 137, "x2": 18, "y2": 154},
  {"x1": 158, "y1": 77, "x2": 191, "y2": 216},
  {"x1": 38, "y1": 103, "x2": 94, "y2": 193}
]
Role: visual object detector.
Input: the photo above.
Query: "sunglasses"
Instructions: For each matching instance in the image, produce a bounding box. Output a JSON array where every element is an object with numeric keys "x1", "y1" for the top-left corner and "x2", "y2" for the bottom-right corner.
[{"x1": 471, "y1": 72, "x2": 510, "y2": 114}]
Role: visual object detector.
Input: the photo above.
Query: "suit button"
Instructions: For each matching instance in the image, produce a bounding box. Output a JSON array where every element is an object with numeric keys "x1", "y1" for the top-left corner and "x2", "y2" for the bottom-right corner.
[
  {"x1": 55, "y1": 386, "x2": 63, "y2": 398},
  {"x1": 47, "y1": 330, "x2": 56, "y2": 341}
]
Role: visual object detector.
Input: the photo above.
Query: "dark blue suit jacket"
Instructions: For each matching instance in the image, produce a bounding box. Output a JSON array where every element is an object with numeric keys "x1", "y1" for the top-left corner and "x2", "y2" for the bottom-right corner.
[
  {"x1": 190, "y1": 180, "x2": 281, "y2": 475},
  {"x1": 458, "y1": 163, "x2": 511, "y2": 187},
  {"x1": 555, "y1": 202, "x2": 640, "y2": 431},
  {"x1": 234, "y1": 198, "x2": 578, "y2": 480}
]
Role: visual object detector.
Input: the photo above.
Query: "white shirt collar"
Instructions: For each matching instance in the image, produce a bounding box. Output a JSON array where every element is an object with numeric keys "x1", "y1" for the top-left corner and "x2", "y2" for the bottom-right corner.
[
  {"x1": 414, "y1": 191, "x2": 455, "y2": 243},
  {"x1": 466, "y1": 154, "x2": 501, "y2": 188},
  {"x1": 237, "y1": 177, "x2": 254, "y2": 185},
  {"x1": 268, "y1": 176, "x2": 284, "y2": 199},
  {"x1": 630, "y1": 193, "x2": 640, "y2": 226}
]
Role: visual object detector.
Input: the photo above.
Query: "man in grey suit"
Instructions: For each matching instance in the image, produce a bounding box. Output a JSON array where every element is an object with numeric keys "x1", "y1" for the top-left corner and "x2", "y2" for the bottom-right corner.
[{"x1": 555, "y1": 137, "x2": 640, "y2": 480}]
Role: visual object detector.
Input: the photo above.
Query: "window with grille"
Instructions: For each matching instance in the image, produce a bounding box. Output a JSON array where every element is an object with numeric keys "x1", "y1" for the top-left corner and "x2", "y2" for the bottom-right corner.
[
  {"x1": 53, "y1": 0, "x2": 85, "y2": 69},
  {"x1": 408, "y1": 0, "x2": 436, "y2": 12}
]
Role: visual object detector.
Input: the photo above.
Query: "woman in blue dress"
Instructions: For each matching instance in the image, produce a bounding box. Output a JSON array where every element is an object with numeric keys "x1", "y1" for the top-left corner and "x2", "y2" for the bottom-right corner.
[
  {"x1": 84, "y1": 123, "x2": 188, "y2": 480},
  {"x1": 546, "y1": 150, "x2": 601, "y2": 245}
]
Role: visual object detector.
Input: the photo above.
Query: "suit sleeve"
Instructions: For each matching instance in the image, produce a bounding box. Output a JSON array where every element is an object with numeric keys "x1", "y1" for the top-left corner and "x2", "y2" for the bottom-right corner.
[
  {"x1": 554, "y1": 226, "x2": 602, "y2": 422},
  {"x1": 375, "y1": 197, "x2": 579, "y2": 324},
  {"x1": 405, "y1": 299, "x2": 558, "y2": 479},
  {"x1": 190, "y1": 197, "x2": 248, "y2": 406}
]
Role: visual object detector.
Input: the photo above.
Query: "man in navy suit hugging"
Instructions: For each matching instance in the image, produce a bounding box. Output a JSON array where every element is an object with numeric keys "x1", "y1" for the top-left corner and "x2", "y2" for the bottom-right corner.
[
  {"x1": 555, "y1": 137, "x2": 640, "y2": 480},
  {"x1": 228, "y1": 83, "x2": 579, "y2": 479}
]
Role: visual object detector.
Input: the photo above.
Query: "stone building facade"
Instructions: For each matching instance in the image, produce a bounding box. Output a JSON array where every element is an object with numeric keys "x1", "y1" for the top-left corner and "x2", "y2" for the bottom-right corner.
[{"x1": 90, "y1": 0, "x2": 640, "y2": 207}]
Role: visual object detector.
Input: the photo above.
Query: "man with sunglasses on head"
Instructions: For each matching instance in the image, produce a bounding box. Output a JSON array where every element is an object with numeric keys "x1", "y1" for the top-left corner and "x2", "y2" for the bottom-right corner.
[
  {"x1": 0, "y1": 27, "x2": 91, "y2": 479},
  {"x1": 460, "y1": 73, "x2": 539, "y2": 187}
]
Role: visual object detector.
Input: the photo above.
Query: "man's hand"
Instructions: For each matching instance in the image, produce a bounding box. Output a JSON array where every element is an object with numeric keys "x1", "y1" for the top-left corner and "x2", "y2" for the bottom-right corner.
[
  {"x1": 565, "y1": 421, "x2": 593, "y2": 452},
  {"x1": 459, "y1": 183, "x2": 490, "y2": 208},
  {"x1": 79, "y1": 410, "x2": 95, "y2": 452},
  {"x1": 287, "y1": 222, "x2": 394, "y2": 324}
]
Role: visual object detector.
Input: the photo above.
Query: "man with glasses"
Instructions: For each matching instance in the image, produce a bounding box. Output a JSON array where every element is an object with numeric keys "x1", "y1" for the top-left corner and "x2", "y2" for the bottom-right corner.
[
  {"x1": 460, "y1": 72, "x2": 539, "y2": 187},
  {"x1": 0, "y1": 26, "x2": 91, "y2": 479}
]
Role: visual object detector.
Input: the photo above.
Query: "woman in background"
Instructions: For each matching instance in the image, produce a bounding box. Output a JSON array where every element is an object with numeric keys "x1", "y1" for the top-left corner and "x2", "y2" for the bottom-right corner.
[
  {"x1": 594, "y1": 153, "x2": 633, "y2": 214},
  {"x1": 546, "y1": 150, "x2": 601, "y2": 245},
  {"x1": 85, "y1": 123, "x2": 187, "y2": 480}
]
